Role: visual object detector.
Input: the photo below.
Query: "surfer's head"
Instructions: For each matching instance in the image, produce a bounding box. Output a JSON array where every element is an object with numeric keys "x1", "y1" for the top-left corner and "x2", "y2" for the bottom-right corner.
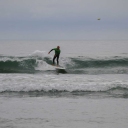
[{"x1": 57, "y1": 46, "x2": 60, "y2": 49}]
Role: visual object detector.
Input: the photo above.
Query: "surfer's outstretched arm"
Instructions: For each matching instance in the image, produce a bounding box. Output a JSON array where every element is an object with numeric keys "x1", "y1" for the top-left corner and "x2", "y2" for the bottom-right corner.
[{"x1": 48, "y1": 49, "x2": 54, "y2": 54}]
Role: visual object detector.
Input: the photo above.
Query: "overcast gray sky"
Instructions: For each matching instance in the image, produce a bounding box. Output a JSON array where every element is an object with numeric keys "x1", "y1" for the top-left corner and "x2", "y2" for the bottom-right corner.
[{"x1": 0, "y1": 0, "x2": 128, "y2": 40}]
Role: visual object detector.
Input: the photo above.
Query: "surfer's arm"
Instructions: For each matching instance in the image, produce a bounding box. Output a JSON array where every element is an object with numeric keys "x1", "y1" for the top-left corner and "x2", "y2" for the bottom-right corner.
[{"x1": 48, "y1": 49, "x2": 54, "y2": 54}]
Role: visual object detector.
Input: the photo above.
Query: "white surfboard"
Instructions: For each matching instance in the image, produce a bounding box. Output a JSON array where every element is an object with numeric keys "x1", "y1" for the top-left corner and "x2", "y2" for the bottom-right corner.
[
  {"x1": 49, "y1": 64, "x2": 65, "y2": 70},
  {"x1": 55, "y1": 66, "x2": 65, "y2": 70}
]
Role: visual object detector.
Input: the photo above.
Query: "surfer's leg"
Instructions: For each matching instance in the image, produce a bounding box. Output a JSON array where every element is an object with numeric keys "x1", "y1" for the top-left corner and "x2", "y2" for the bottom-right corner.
[
  {"x1": 53, "y1": 55, "x2": 57, "y2": 65},
  {"x1": 57, "y1": 55, "x2": 59, "y2": 65}
]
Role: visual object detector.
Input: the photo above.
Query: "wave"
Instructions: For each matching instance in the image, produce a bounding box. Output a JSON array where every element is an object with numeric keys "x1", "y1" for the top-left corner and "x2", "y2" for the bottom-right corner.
[
  {"x1": 70, "y1": 57, "x2": 128, "y2": 68},
  {"x1": 1, "y1": 86, "x2": 128, "y2": 98},
  {"x1": 0, "y1": 73, "x2": 128, "y2": 93},
  {"x1": 0, "y1": 57, "x2": 37, "y2": 73},
  {"x1": 0, "y1": 51, "x2": 128, "y2": 74}
]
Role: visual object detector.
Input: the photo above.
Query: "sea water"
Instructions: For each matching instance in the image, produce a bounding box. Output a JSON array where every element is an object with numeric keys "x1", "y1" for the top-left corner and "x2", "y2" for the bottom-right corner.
[{"x1": 0, "y1": 41, "x2": 128, "y2": 128}]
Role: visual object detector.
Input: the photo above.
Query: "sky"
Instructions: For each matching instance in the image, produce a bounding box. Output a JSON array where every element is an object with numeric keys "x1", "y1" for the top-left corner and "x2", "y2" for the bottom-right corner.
[{"x1": 0, "y1": 0, "x2": 128, "y2": 40}]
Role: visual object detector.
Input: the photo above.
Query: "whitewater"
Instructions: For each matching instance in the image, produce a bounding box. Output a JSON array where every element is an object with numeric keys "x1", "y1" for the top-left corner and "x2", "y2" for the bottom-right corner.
[{"x1": 0, "y1": 41, "x2": 128, "y2": 128}]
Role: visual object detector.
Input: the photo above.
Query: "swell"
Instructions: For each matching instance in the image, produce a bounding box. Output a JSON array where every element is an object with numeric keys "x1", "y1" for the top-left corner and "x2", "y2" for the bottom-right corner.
[
  {"x1": 0, "y1": 55, "x2": 128, "y2": 74},
  {"x1": 69, "y1": 57, "x2": 128, "y2": 68},
  {"x1": 0, "y1": 57, "x2": 37, "y2": 73}
]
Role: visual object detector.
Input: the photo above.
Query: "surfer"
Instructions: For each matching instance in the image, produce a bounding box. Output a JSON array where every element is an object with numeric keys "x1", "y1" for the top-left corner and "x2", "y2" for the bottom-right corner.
[{"x1": 48, "y1": 46, "x2": 61, "y2": 66}]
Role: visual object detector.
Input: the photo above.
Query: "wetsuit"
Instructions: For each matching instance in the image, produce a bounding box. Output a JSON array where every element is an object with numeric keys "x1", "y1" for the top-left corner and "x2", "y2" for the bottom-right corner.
[{"x1": 49, "y1": 48, "x2": 61, "y2": 65}]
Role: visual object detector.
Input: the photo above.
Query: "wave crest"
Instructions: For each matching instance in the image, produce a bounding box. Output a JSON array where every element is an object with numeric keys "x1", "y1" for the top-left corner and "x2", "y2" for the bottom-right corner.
[{"x1": 0, "y1": 52, "x2": 128, "y2": 74}]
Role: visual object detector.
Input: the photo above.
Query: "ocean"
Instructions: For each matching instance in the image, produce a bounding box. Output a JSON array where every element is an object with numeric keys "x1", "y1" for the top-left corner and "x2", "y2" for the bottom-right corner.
[{"x1": 0, "y1": 40, "x2": 128, "y2": 128}]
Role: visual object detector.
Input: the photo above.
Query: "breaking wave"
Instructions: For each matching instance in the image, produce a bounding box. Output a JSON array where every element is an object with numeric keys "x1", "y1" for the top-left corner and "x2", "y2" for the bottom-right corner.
[{"x1": 0, "y1": 51, "x2": 128, "y2": 74}]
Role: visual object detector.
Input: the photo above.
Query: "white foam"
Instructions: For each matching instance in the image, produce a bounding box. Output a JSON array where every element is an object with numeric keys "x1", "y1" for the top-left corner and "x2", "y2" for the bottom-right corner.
[
  {"x1": 35, "y1": 61, "x2": 55, "y2": 71},
  {"x1": 30, "y1": 50, "x2": 46, "y2": 59},
  {"x1": 0, "y1": 56, "x2": 22, "y2": 62},
  {"x1": 30, "y1": 50, "x2": 71, "y2": 70},
  {"x1": 0, "y1": 74, "x2": 128, "y2": 92},
  {"x1": 59, "y1": 57, "x2": 74, "y2": 67}
]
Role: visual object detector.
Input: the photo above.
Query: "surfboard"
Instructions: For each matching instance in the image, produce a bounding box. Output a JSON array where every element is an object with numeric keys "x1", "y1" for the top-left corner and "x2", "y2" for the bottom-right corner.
[
  {"x1": 55, "y1": 66, "x2": 65, "y2": 70},
  {"x1": 49, "y1": 64, "x2": 65, "y2": 70}
]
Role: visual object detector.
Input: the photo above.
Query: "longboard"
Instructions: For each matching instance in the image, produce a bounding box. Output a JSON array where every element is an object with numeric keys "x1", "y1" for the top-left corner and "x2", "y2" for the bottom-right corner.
[
  {"x1": 49, "y1": 64, "x2": 65, "y2": 70},
  {"x1": 55, "y1": 66, "x2": 65, "y2": 70}
]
